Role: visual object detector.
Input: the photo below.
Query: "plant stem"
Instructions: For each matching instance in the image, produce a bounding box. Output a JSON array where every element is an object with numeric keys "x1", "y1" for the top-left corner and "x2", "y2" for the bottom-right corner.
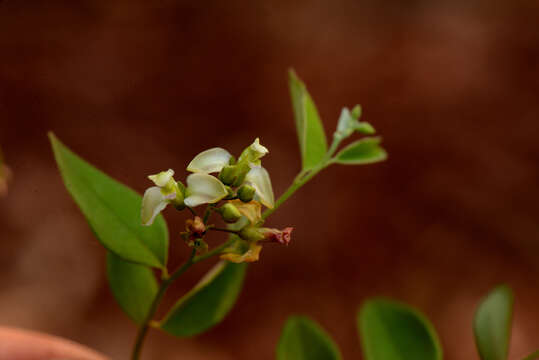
[
  {"x1": 193, "y1": 237, "x2": 236, "y2": 263},
  {"x1": 202, "y1": 205, "x2": 215, "y2": 224},
  {"x1": 262, "y1": 137, "x2": 341, "y2": 221},
  {"x1": 132, "y1": 137, "x2": 342, "y2": 359},
  {"x1": 130, "y1": 234, "x2": 236, "y2": 360},
  {"x1": 131, "y1": 249, "x2": 196, "y2": 360},
  {"x1": 207, "y1": 227, "x2": 238, "y2": 235}
]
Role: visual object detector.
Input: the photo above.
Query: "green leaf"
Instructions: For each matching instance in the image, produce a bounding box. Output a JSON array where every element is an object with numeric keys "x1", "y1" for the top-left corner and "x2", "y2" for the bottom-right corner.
[
  {"x1": 159, "y1": 261, "x2": 246, "y2": 336},
  {"x1": 359, "y1": 299, "x2": 443, "y2": 360},
  {"x1": 288, "y1": 69, "x2": 328, "y2": 170},
  {"x1": 522, "y1": 350, "x2": 539, "y2": 360},
  {"x1": 107, "y1": 251, "x2": 158, "y2": 324},
  {"x1": 277, "y1": 316, "x2": 342, "y2": 360},
  {"x1": 474, "y1": 285, "x2": 514, "y2": 360},
  {"x1": 334, "y1": 137, "x2": 387, "y2": 165},
  {"x1": 49, "y1": 132, "x2": 168, "y2": 268}
]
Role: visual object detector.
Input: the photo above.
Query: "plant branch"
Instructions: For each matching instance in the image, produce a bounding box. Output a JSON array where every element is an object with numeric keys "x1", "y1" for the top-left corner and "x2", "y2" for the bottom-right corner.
[
  {"x1": 207, "y1": 227, "x2": 239, "y2": 235},
  {"x1": 131, "y1": 232, "x2": 237, "y2": 360},
  {"x1": 193, "y1": 237, "x2": 236, "y2": 263}
]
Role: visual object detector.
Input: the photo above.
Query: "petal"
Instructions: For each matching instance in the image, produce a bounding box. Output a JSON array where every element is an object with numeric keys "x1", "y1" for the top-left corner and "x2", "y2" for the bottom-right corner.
[
  {"x1": 228, "y1": 199, "x2": 262, "y2": 224},
  {"x1": 251, "y1": 138, "x2": 269, "y2": 157},
  {"x1": 238, "y1": 138, "x2": 269, "y2": 164},
  {"x1": 148, "y1": 169, "x2": 175, "y2": 187},
  {"x1": 184, "y1": 173, "x2": 228, "y2": 207},
  {"x1": 221, "y1": 243, "x2": 262, "y2": 263},
  {"x1": 187, "y1": 148, "x2": 232, "y2": 173},
  {"x1": 141, "y1": 186, "x2": 169, "y2": 226},
  {"x1": 245, "y1": 166, "x2": 274, "y2": 208}
]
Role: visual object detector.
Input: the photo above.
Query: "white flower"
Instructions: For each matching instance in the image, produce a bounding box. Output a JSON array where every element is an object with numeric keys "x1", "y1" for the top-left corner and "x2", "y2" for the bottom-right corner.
[
  {"x1": 187, "y1": 148, "x2": 232, "y2": 173},
  {"x1": 186, "y1": 138, "x2": 275, "y2": 208},
  {"x1": 184, "y1": 173, "x2": 228, "y2": 207},
  {"x1": 244, "y1": 165, "x2": 274, "y2": 208},
  {"x1": 141, "y1": 169, "x2": 181, "y2": 226}
]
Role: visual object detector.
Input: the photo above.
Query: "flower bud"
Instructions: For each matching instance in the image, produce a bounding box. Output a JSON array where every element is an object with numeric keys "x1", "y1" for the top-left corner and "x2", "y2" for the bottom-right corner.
[
  {"x1": 185, "y1": 216, "x2": 206, "y2": 238},
  {"x1": 237, "y1": 185, "x2": 255, "y2": 203},
  {"x1": 219, "y1": 203, "x2": 242, "y2": 223},
  {"x1": 354, "y1": 122, "x2": 375, "y2": 135},
  {"x1": 218, "y1": 165, "x2": 238, "y2": 186}
]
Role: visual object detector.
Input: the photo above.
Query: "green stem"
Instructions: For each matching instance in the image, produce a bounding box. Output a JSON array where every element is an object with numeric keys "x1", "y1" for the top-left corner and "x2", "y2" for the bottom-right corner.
[
  {"x1": 262, "y1": 137, "x2": 341, "y2": 221},
  {"x1": 130, "y1": 235, "x2": 237, "y2": 360},
  {"x1": 131, "y1": 249, "x2": 196, "y2": 360},
  {"x1": 208, "y1": 227, "x2": 239, "y2": 235},
  {"x1": 202, "y1": 205, "x2": 215, "y2": 224},
  {"x1": 193, "y1": 237, "x2": 236, "y2": 263}
]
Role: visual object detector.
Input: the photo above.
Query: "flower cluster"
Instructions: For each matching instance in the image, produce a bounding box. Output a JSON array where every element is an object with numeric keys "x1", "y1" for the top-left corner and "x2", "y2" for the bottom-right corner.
[{"x1": 140, "y1": 139, "x2": 291, "y2": 263}]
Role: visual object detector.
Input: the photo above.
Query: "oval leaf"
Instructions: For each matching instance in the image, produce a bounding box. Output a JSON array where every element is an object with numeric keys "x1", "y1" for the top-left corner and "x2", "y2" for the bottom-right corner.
[
  {"x1": 107, "y1": 252, "x2": 158, "y2": 324},
  {"x1": 335, "y1": 137, "x2": 387, "y2": 165},
  {"x1": 474, "y1": 285, "x2": 514, "y2": 360},
  {"x1": 359, "y1": 299, "x2": 442, "y2": 360},
  {"x1": 289, "y1": 70, "x2": 328, "y2": 170},
  {"x1": 277, "y1": 316, "x2": 342, "y2": 360},
  {"x1": 49, "y1": 133, "x2": 168, "y2": 268},
  {"x1": 159, "y1": 261, "x2": 246, "y2": 336}
]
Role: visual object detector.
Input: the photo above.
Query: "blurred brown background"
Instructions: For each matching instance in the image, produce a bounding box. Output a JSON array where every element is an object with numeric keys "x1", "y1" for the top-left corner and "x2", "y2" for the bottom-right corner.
[{"x1": 1, "y1": 0, "x2": 539, "y2": 359}]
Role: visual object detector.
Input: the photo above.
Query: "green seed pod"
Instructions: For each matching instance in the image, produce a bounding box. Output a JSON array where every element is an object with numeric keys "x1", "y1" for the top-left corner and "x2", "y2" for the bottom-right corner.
[
  {"x1": 219, "y1": 165, "x2": 238, "y2": 186},
  {"x1": 238, "y1": 185, "x2": 256, "y2": 203},
  {"x1": 219, "y1": 203, "x2": 242, "y2": 223}
]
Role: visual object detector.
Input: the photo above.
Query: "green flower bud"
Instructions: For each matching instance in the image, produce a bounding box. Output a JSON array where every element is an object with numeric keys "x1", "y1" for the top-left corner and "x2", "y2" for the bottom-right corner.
[
  {"x1": 231, "y1": 167, "x2": 248, "y2": 187},
  {"x1": 219, "y1": 203, "x2": 242, "y2": 223},
  {"x1": 351, "y1": 104, "x2": 362, "y2": 119},
  {"x1": 218, "y1": 165, "x2": 238, "y2": 186},
  {"x1": 237, "y1": 185, "x2": 255, "y2": 203},
  {"x1": 355, "y1": 122, "x2": 375, "y2": 135}
]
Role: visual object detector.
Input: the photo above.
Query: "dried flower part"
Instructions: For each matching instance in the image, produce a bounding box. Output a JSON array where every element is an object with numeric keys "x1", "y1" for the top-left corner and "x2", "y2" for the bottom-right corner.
[
  {"x1": 185, "y1": 216, "x2": 206, "y2": 238},
  {"x1": 221, "y1": 242, "x2": 262, "y2": 263},
  {"x1": 187, "y1": 148, "x2": 232, "y2": 174},
  {"x1": 261, "y1": 227, "x2": 293, "y2": 245},
  {"x1": 228, "y1": 199, "x2": 261, "y2": 224}
]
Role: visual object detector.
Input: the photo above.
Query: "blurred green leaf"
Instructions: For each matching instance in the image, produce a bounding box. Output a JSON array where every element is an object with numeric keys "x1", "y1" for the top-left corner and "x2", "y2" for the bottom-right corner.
[
  {"x1": 277, "y1": 316, "x2": 342, "y2": 360},
  {"x1": 334, "y1": 137, "x2": 387, "y2": 165},
  {"x1": 474, "y1": 285, "x2": 514, "y2": 360},
  {"x1": 107, "y1": 251, "x2": 158, "y2": 324},
  {"x1": 522, "y1": 350, "x2": 539, "y2": 360},
  {"x1": 49, "y1": 132, "x2": 168, "y2": 268},
  {"x1": 159, "y1": 261, "x2": 246, "y2": 336},
  {"x1": 288, "y1": 69, "x2": 328, "y2": 170},
  {"x1": 359, "y1": 299, "x2": 442, "y2": 360}
]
